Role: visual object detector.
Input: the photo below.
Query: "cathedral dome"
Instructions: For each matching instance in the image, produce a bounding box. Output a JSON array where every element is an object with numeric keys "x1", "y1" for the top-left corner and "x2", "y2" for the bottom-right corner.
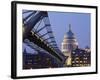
[{"x1": 66, "y1": 24, "x2": 75, "y2": 39}]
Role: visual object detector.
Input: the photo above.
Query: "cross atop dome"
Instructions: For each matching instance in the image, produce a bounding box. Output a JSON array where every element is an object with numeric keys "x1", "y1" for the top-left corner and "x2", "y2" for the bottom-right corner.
[
  {"x1": 66, "y1": 24, "x2": 75, "y2": 39},
  {"x1": 69, "y1": 24, "x2": 71, "y2": 31}
]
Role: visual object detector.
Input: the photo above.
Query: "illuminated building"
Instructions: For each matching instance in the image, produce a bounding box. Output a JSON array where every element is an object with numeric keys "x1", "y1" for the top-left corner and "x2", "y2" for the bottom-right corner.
[
  {"x1": 61, "y1": 24, "x2": 78, "y2": 66},
  {"x1": 71, "y1": 47, "x2": 91, "y2": 67},
  {"x1": 61, "y1": 24, "x2": 91, "y2": 67},
  {"x1": 85, "y1": 46, "x2": 91, "y2": 53}
]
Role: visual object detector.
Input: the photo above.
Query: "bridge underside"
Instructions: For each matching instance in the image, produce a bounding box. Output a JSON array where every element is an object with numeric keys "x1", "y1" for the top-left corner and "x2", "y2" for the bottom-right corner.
[{"x1": 22, "y1": 10, "x2": 66, "y2": 69}]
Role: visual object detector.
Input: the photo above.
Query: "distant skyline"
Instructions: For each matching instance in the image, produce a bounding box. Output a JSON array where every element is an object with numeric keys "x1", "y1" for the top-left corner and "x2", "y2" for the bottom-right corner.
[{"x1": 48, "y1": 11, "x2": 90, "y2": 49}]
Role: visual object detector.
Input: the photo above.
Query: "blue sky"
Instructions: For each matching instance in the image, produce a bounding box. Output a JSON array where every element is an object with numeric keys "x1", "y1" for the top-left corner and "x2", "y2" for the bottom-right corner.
[{"x1": 48, "y1": 12, "x2": 90, "y2": 49}]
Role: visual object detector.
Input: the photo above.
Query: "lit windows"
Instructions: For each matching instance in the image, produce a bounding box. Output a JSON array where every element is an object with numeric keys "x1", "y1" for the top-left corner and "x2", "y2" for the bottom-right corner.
[
  {"x1": 72, "y1": 51, "x2": 75, "y2": 54},
  {"x1": 80, "y1": 61, "x2": 82, "y2": 63}
]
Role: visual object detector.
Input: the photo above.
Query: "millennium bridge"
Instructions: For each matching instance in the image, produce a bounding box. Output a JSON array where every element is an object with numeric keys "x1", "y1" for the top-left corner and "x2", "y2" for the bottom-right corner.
[{"x1": 23, "y1": 10, "x2": 66, "y2": 69}]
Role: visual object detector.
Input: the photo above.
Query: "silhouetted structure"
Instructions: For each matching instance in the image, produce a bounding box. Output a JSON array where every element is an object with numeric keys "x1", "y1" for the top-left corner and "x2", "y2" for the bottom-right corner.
[
  {"x1": 22, "y1": 10, "x2": 65, "y2": 69},
  {"x1": 23, "y1": 49, "x2": 62, "y2": 69}
]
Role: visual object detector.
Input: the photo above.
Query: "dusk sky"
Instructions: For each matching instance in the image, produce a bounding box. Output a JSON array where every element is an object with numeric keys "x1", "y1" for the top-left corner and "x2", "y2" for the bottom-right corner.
[
  {"x1": 48, "y1": 11, "x2": 90, "y2": 49},
  {"x1": 23, "y1": 11, "x2": 90, "y2": 53}
]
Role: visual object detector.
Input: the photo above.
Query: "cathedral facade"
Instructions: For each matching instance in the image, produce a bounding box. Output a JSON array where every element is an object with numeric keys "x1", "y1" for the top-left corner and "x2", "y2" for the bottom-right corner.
[{"x1": 61, "y1": 24, "x2": 78, "y2": 66}]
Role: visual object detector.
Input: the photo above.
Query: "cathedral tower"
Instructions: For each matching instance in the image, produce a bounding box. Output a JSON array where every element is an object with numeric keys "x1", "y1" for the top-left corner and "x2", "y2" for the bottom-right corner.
[{"x1": 61, "y1": 24, "x2": 78, "y2": 66}]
